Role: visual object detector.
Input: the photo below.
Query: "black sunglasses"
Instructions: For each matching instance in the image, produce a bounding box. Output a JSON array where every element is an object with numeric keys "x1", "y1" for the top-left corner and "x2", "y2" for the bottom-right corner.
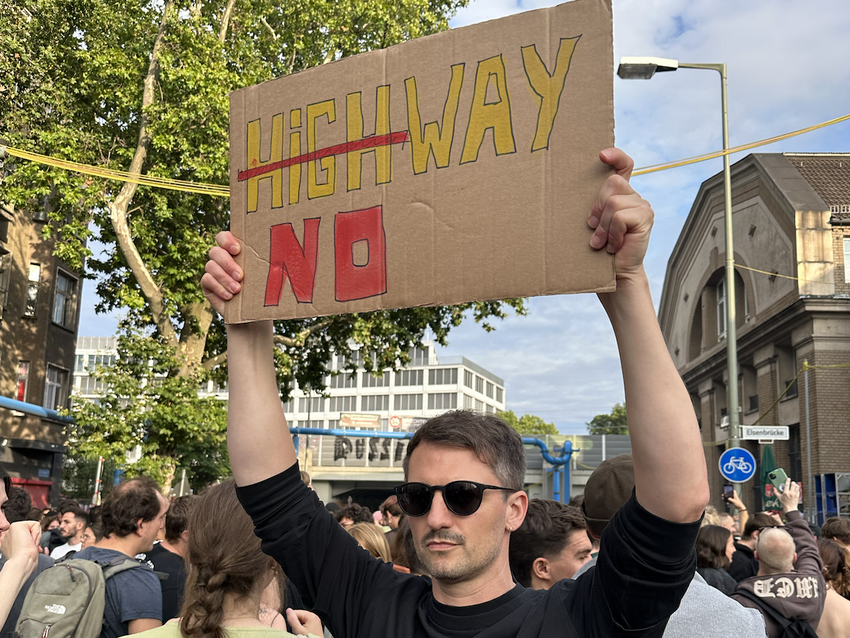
[{"x1": 395, "y1": 481, "x2": 518, "y2": 517}]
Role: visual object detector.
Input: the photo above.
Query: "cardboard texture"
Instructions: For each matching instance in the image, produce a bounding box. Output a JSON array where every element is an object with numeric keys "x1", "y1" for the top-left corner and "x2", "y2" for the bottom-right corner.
[{"x1": 227, "y1": 0, "x2": 615, "y2": 323}]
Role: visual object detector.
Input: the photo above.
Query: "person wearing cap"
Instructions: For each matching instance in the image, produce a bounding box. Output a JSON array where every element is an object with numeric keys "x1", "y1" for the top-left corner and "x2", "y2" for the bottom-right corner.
[
  {"x1": 573, "y1": 454, "x2": 766, "y2": 637},
  {"x1": 204, "y1": 148, "x2": 711, "y2": 637}
]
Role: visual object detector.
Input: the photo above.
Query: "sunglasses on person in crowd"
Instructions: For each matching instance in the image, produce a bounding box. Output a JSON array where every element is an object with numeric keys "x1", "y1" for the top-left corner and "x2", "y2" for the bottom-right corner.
[{"x1": 395, "y1": 481, "x2": 518, "y2": 517}]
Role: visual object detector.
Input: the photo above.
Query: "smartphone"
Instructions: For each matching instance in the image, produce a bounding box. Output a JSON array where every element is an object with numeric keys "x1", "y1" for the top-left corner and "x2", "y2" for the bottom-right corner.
[
  {"x1": 722, "y1": 485, "x2": 735, "y2": 501},
  {"x1": 769, "y1": 468, "x2": 789, "y2": 492}
]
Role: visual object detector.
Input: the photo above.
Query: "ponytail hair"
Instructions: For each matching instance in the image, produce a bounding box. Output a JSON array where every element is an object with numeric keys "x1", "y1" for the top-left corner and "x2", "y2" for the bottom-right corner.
[{"x1": 179, "y1": 480, "x2": 281, "y2": 638}]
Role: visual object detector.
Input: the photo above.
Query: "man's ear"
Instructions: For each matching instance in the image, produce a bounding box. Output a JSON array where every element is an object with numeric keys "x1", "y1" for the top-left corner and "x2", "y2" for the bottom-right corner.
[
  {"x1": 180, "y1": 529, "x2": 189, "y2": 543},
  {"x1": 507, "y1": 491, "x2": 528, "y2": 533},
  {"x1": 532, "y1": 557, "x2": 551, "y2": 582},
  {"x1": 754, "y1": 550, "x2": 760, "y2": 562},
  {"x1": 135, "y1": 518, "x2": 146, "y2": 536}
]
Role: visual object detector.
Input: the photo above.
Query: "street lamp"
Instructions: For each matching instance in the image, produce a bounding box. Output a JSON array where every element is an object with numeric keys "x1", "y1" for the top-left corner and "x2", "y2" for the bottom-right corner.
[{"x1": 618, "y1": 57, "x2": 741, "y2": 451}]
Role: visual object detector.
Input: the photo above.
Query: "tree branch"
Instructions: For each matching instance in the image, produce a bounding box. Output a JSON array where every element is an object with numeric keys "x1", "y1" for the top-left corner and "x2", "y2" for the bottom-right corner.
[
  {"x1": 260, "y1": 16, "x2": 277, "y2": 39},
  {"x1": 107, "y1": 2, "x2": 178, "y2": 348},
  {"x1": 200, "y1": 318, "x2": 333, "y2": 371},
  {"x1": 218, "y1": 0, "x2": 236, "y2": 43}
]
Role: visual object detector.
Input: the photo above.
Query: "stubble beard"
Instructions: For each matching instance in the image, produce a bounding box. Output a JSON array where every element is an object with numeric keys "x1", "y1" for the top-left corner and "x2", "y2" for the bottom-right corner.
[{"x1": 417, "y1": 529, "x2": 503, "y2": 584}]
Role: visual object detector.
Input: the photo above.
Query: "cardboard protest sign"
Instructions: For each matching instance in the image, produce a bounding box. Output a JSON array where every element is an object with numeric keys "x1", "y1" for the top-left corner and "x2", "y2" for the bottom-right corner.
[{"x1": 227, "y1": 0, "x2": 614, "y2": 323}]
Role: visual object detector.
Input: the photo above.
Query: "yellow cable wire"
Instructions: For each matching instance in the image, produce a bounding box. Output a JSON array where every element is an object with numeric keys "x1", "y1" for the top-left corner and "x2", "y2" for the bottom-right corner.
[
  {"x1": 3, "y1": 146, "x2": 230, "y2": 197},
  {"x1": 632, "y1": 113, "x2": 850, "y2": 176},
  {"x1": 2, "y1": 113, "x2": 848, "y2": 197}
]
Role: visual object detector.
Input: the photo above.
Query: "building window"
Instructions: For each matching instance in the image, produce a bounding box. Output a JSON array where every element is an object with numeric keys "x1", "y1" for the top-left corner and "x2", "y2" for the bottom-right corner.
[
  {"x1": 361, "y1": 395, "x2": 389, "y2": 412},
  {"x1": 716, "y1": 279, "x2": 726, "y2": 339},
  {"x1": 408, "y1": 346, "x2": 429, "y2": 366},
  {"x1": 486, "y1": 381, "x2": 494, "y2": 398},
  {"x1": 395, "y1": 369, "x2": 423, "y2": 386},
  {"x1": 53, "y1": 269, "x2": 77, "y2": 328},
  {"x1": 329, "y1": 396, "x2": 357, "y2": 412},
  {"x1": 475, "y1": 376, "x2": 484, "y2": 394},
  {"x1": 15, "y1": 361, "x2": 29, "y2": 402},
  {"x1": 25, "y1": 264, "x2": 40, "y2": 317},
  {"x1": 361, "y1": 371, "x2": 388, "y2": 388},
  {"x1": 496, "y1": 387, "x2": 504, "y2": 403},
  {"x1": 463, "y1": 394, "x2": 474, "y2": 409},
  {"x1": 475, "y1": 399, "x2": 484, "y2": 412},
  {"x1": 428, "y1": 393, "x2": 457, "y2": 410},
  {"x1": 0, "y1": 252, "x2": 11, "y2": 316},
  {"x1": 299, "y1": 396, "x2": 325, "y2": 413},
  {"x1": 44, "y1": 365, "x2": 69, "y2": 411},
  {"x1": 330, "y1": 372, "x2": 356, "y2": 389},
  {"x1": 845, "y1": 238, "x2": 850, "y2": 283},
  {"x1": 428, "y1": 368, "x2": 458, "y2": 385},
  {"x1": 282, "y1": 399, "x2": 295, "y2": 414},
  {"x1": 394, "y1": 394, "x2": 423, "y2": 411},
  {"x1": 464, "y1": 370, "x2": 474, "y2": 388}
]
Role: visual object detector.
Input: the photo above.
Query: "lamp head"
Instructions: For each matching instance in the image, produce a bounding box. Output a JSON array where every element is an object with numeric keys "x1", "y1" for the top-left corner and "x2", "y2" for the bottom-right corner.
[{"x1": 617, "y1": 56, "x2": 679, "y2": 80}]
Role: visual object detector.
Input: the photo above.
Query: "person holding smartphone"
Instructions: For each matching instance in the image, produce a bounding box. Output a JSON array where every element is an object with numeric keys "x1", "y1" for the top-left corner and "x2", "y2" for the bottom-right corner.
[{"x1": 732, "y1": 480, "x2": 826, "y2": 637}]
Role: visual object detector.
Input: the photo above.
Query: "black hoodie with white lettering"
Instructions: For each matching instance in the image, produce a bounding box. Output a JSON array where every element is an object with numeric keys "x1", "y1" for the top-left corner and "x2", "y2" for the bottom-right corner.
[{"x1": 732, "y1": 510, "x2": 826, "y2": 637}]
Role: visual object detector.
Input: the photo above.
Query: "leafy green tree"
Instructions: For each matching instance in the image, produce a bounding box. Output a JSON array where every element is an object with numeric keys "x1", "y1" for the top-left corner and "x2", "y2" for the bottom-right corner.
[
  {"x1": 2, "y1": 0, "x2": 527, "y2": 488},
  {"x1": 586, "y1": 402, "x2": 628, "y2": 435},
  {"x1": 498, "y1": 410, "x2": 558, "y2": 436}
]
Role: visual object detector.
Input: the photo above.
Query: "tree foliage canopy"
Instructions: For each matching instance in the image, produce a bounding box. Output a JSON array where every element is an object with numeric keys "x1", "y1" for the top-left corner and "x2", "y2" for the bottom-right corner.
[
  {"x1": 1, "y1": 0, "x2": 530, "y2": 487},
  {"x1": 498, "y1": 410, "x2": 558, "y2": 436},
  {"x1": 586, "y1": 402, "x2": 628, "y2": 435}
]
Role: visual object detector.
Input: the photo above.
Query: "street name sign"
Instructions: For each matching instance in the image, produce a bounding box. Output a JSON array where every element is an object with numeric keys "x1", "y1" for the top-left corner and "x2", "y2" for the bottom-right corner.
[{"x1": 741, "y1": 426, "x2": 789, "y2": 441}]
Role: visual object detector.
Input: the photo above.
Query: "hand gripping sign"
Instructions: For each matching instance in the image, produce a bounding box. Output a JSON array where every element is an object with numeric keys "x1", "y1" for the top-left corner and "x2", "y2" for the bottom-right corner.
[{"x1": 227, "y1": 0, "x2": 616, "y2": 323}]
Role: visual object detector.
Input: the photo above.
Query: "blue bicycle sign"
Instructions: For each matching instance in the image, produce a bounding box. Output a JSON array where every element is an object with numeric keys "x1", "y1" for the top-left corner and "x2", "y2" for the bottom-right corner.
[{"x1": 719, "y1": 447, "x2": 756, "y2": 483}]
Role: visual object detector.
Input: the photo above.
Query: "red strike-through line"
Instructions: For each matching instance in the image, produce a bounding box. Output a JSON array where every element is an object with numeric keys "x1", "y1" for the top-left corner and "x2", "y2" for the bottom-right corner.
[{"x1": 237, "y1": 131, "x2": 410, "y2": 181}]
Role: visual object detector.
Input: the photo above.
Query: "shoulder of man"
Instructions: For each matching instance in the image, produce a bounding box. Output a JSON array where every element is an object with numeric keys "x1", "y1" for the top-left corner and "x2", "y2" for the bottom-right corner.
[{"x1": 664, "y1": 575, "x2": 765, "y2": 638}]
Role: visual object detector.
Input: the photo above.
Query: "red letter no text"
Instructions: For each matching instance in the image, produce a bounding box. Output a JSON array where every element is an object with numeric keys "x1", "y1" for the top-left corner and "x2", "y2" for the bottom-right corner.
[
  {"x1": 334, "y1": 206, "x2": 387, "y2": 302},
  {"x1": 264, "y1": 218, "x2": 321, "y2": 306}
]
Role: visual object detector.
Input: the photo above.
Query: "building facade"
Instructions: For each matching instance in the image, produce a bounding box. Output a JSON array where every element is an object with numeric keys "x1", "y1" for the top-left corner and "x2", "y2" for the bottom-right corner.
[
  {"x1": 0, "y1": 194, "x2": 81, "y2": 507},
  {"x1": 659, "y1": 153, "x2": 850, "y2": 519}
]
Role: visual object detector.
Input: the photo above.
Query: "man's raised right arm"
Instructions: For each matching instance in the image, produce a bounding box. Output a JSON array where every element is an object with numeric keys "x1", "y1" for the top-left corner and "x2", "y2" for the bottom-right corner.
[{"x1": 202, "y1": 232, "x2": 296, "y2": 486}]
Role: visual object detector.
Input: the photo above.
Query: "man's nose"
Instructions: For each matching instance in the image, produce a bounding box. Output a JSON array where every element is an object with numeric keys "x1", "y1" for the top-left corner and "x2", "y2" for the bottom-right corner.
[{"x1": 425, "y1": 488, "x2": 454, "y2": 529}]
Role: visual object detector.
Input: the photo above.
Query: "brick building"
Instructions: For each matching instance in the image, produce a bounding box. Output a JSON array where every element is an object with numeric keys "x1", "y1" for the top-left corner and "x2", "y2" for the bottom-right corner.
[
  {"x1": 659, "y1": 153, "x2": 850, "y2": 517},
  {"x1": 0, "y1": 190, "x2": 80, "y2": 507}
]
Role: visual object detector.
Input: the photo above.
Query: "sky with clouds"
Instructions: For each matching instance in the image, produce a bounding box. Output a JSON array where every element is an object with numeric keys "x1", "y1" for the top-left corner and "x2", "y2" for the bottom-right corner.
[{"x1": 78, "y1": 0, "x2": 850, "y2": 434}]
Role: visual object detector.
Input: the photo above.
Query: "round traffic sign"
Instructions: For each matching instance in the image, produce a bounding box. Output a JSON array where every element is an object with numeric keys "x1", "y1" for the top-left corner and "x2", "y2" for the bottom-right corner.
[
  {"x1": 718, "y1": 447, "x2": 756, "y2": 483},
  {"x1": 389, "y1": 415, "x2": 402, "y2": 430}
]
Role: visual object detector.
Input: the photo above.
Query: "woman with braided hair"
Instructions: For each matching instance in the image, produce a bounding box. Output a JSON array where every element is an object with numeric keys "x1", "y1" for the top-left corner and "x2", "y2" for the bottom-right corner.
[
  {"x1": 135, "y1": 480, "x2": 322, "y2": 638},
  {"x1": 816, "y1": 538, "x2": 850, "y2": 638}
]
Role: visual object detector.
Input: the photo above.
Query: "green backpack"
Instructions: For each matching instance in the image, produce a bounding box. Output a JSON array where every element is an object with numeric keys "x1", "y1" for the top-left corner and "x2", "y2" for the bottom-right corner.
[{"x1": 15, "y1": 555, "x2": 144, "y2": 638}]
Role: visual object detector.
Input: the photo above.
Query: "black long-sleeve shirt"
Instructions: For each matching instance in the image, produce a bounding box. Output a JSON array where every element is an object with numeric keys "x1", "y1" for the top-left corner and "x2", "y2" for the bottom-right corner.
[{"x1": 237, "y1": 463, "x2": 700, "y2": 638}]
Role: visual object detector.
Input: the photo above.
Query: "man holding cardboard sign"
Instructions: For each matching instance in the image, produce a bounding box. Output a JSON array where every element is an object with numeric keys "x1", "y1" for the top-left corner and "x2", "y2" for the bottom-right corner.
[{"x1": 201, "y1": 146, "x2": 710, "y2": 637}]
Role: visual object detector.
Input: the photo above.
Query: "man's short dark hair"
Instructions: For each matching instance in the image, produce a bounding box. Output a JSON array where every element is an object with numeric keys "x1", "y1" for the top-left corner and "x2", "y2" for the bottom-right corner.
[
  {"x1": 165, "y1": 495, "x2": 195, "y2": 543},
  {"x1": 62, "y1": 504, "x2": 89, "y2": 526},
  {"x1": 822, "y1": 517, "x2": 850, "y2": 546},
  {"x1": 336, "y1": 503, "x2": 373, "y2": 524},
  {"x1": 742, "y1": 513, "x2": 780, "y2": 540},
  {"x1": 403, "y1": 410, "x2": 526, "y2": 490},
  {"x1": 509, "y1": 499, "x2": 588, "y2": 587},
  {"x1": 101, "y1": 476, "x2": 162, "y2": 538},
  {"x1": 5, "y1": 486, "x2": 33, "y2": 523}
]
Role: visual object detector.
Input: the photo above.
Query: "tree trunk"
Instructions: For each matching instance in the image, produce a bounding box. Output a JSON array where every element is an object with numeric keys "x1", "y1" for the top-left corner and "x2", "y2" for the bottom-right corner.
[{"x1": 107, "y1": 2, "x2": 179, "y2": 349}]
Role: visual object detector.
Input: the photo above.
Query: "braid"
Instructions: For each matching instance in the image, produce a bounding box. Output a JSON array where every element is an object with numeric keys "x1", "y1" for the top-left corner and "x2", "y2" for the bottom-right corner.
[
  {"x1": 177, "y1": 480, "x2": 275, "y2": 636},
  {"x1": 180, "y1": 564, "x2": 227, "y2": 638}
]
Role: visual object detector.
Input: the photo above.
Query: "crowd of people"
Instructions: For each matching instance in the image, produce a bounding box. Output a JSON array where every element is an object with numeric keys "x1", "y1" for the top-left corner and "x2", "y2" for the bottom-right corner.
[{"x1": 1, "y1": 147, "x2": 848, "y2": 638}]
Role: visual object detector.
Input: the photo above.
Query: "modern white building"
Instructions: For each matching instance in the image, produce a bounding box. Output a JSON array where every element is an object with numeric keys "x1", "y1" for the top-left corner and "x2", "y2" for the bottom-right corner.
[{"x1": 73, "y1": 338, "x2": 506, "y2": 427}]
